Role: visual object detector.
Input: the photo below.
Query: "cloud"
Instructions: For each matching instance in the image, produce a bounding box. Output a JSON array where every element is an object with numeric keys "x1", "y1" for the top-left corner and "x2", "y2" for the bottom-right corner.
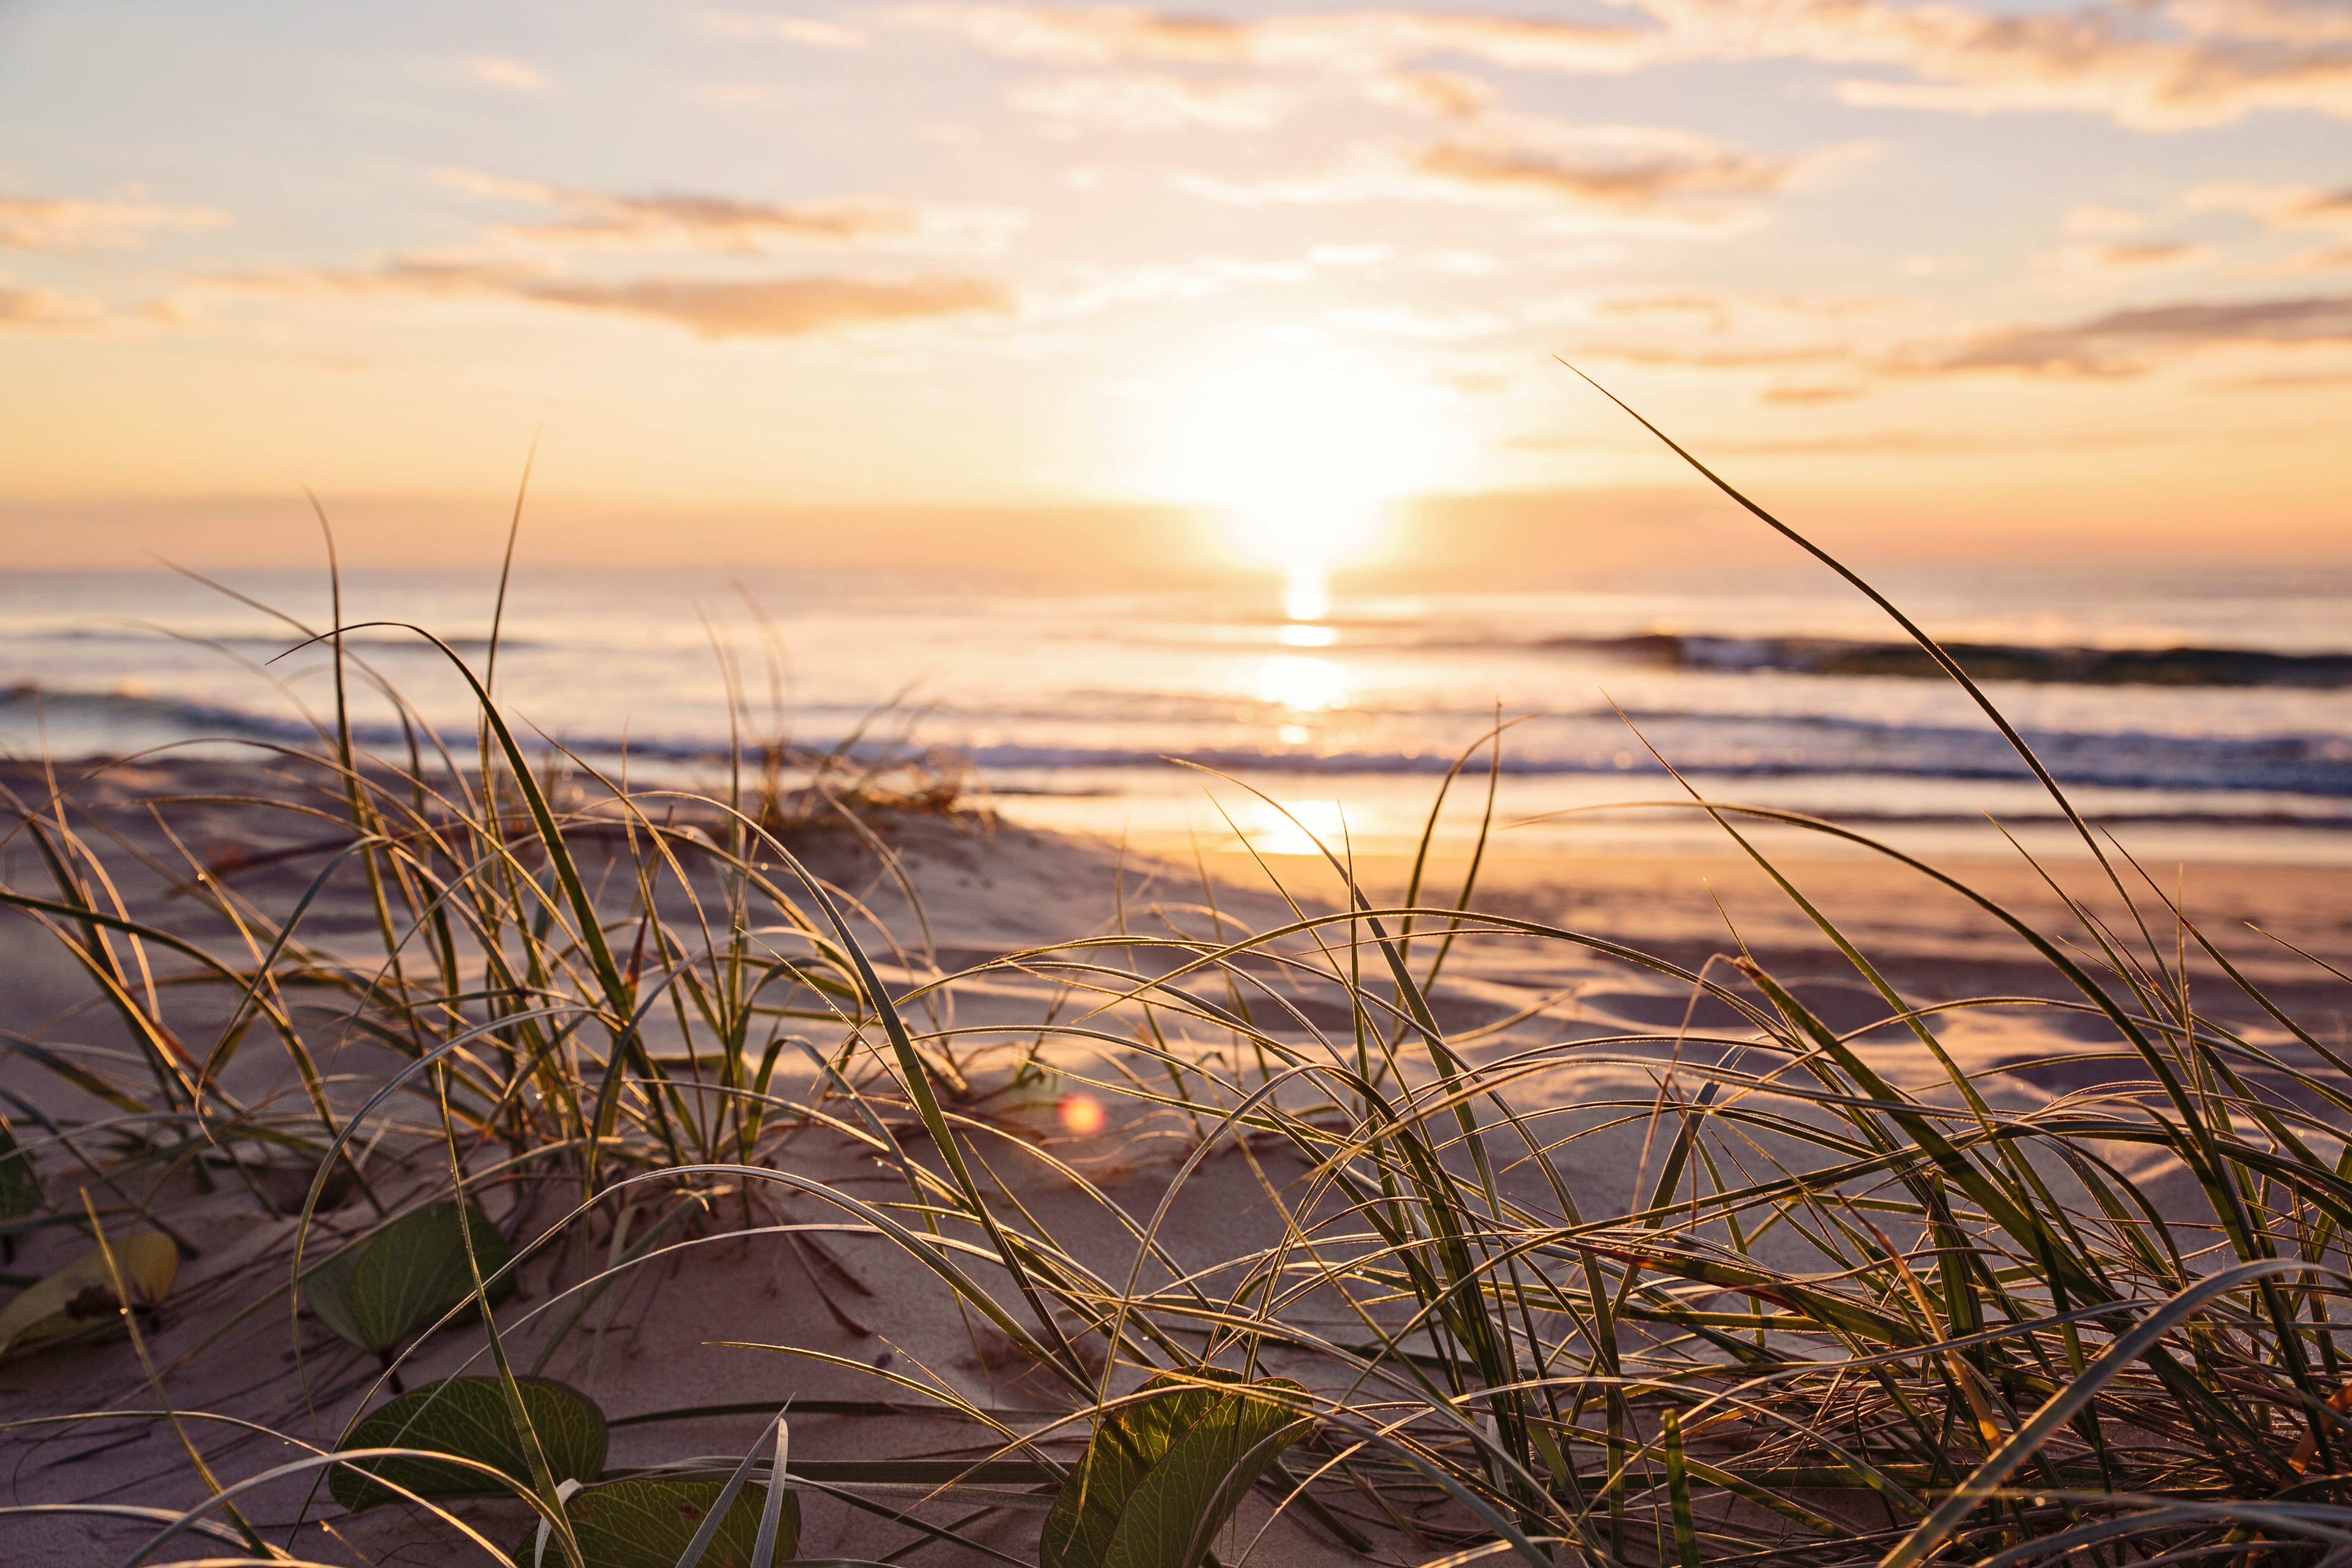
[
  {"x1": 0, "y1": 195, "x2": 228, "y2": 252},
  {"x1": 1412, "y1": 133, "x2": 1793, "y2": 209},
  {"x1": 462, "y1": 56, "x2": 550, "y2": 92},
  {"x1": 0, "y1": 276, "x2": 109, "y2": 332},
  {"x1": 203, "y1": 260, "x2": 1015, "y2": 339},
  {"x1": 1760, "y1": 382, "x2": 1869, "y2": 403},
  {"x1": 2185, "y1": 183, "x2": 2352, "y2": 271},
  {"x1": 904, "y1": 2, "x2": 2352, "y2": 128},
  {"x1": 2043, "y1": 240, "x2": 2210, "y2": 273},
  {"x1": 1008, "y1": 73, "x2": 1290, "y2": 130},
  {"x1": 1912, "y1": 292, "x2": 2352, "y2": 374},
  {"x1": 697, "y1": 11, "x2": 871, "y2": 47},
  {"x1": 521, "y1": 275, "x2": 1015, "y2": 337},
  {"x1": 1635, "y1": 0, "x2": 2352, "y2": 129},
  {"x1": 434, "y1": 169, "x2": 1022, "y2": 254},
  {"x1": 896, "y1": 6, "x2": 1650, "y2": 73},
  {"x1": 1364, "y1": 69, "x2": 1497, "y2": 117},
  {"x1": 2192, "y1": 180, "x2": 2352, "y2": 232},
  {"x1": 1178, "y1": 118, "x2": 1810, "y2": 233}
]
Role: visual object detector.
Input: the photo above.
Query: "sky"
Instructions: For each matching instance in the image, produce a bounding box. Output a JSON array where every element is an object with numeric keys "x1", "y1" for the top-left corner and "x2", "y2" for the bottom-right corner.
[{"x1": 0, "y1": 0, "x2": 2346, "y2": 578}]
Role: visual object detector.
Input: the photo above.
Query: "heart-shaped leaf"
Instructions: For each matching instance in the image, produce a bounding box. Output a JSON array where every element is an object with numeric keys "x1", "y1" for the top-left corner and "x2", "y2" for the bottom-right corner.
[
  {"x1": 1040, "y1": 1368, "x2": 1310, "y2": 1568},
  {"x1": 0, "y1": 1119, "x2": 38, "y2": 1218},
  {"x1": 307, "y1": 1202, "x2": 514, "y2": 1352},
  {"x1": 552, "y1": 1476, "x2": 797, "y2": 1568},
  {"x1": 333, "y1": 1374, "x2": 607, "y2": 1512},
  {"x1": 0, "y1": 1230, "x2": 178, "y2": 1356}
]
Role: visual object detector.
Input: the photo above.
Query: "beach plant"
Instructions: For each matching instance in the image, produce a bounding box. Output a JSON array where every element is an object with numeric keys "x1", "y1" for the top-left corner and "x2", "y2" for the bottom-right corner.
[
  {"x1": 1040, "y1": 1368, "x2": 1312, "y2": 1568},
  {"x1": 334, "y1": 1375, "x2": 606, "y2": 1510},
  {"x1": 306, "y1": 1201, "x2": 516, "y2": 1356},
  {"x1": 2, "y1": 394, "x2": 2351, "y2": 1566}
]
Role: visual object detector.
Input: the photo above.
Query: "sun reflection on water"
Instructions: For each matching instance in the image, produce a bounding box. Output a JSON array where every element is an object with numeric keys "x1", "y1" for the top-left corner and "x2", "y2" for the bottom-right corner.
[
  {"x1": 1246, "y1": 797, "x2": 1345, "y2": 855},
  {"x1": 1256, "y1": 654, "x2": 1346, "y2": 713}
]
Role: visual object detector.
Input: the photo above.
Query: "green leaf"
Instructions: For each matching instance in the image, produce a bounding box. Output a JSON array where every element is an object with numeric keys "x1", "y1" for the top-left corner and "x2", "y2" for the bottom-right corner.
[
  {"x1": 1040, "y1": 1368, "x2": 1311, "y2": 1568},
  {"x1": 550, "y1": 1476, "x2": 796, "y2": 1568},
  {"x1": 0, "y1": 1231, "x2": 177, "y2": 1356},
  {"x1": 308, "y1": 1202, "x2": 515, "y2": 1353},
  {"x1": 0, "y1": 1120, "x2": 38, "y2": 1218},
  {"x1": 302, "y1": 1243, "x2": 367, "y2": 1350},
  {"x1": 332, "y1": 1375, "x2": 607, "y2": 1512}
]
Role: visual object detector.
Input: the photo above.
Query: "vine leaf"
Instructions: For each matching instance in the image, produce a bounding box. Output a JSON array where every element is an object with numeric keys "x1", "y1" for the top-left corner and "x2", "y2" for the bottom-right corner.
[
  {"x1": 550, "y1": 1476, "x2": 796, "y2": 1568},
  {"x1": 0, "y1": 1231, "x2": 177, "y2": 1356},
  {"x1": 1040, "y1": 1368, "x2": 1312, "y2": 1568},
  {"x1": 306, "y1": 1201, "x2": 514, "y2": 1352},
  {"x1": 333, "y1": 1374, "x2": 607, "y2": 1511}
]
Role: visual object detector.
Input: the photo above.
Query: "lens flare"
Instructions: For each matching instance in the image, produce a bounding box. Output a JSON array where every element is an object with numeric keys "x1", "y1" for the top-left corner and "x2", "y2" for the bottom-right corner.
[{"x1": 1058, "y1": 1093, "x2": 1106, "y2": 1136}]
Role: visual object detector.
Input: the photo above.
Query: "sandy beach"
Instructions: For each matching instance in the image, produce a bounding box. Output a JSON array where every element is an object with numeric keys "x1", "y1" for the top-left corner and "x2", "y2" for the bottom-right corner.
[{"x1": 4, "y1": 754, "x2": 2348, "y2": 1565}]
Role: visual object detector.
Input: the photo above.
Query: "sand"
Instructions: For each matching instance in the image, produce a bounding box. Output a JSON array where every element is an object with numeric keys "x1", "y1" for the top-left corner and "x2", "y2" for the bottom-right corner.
[{"x1": 2, "y1": 756, "x2": 2346, "y2": 1565}]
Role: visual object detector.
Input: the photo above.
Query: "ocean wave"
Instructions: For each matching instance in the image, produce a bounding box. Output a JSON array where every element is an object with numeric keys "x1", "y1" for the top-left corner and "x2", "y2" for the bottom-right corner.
[
  {"x1": 8, "y1": 685, "x2": 2349, "y2": 797},
  {"x1": 1550, "y1": 634, "x2": 2352, "y2": 688}
]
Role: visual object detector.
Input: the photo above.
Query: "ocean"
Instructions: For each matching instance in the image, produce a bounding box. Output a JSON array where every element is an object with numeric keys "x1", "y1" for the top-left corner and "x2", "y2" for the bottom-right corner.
[{"x1": 4, "y1": 563, "x2": 2348, "y2": 864}]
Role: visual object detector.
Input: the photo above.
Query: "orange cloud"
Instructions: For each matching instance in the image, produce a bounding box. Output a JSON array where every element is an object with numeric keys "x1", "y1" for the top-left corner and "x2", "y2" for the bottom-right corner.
[
  {"x1": 434, "y1": 169, "x2": 1023, "y2": 254},
  {"x1": 1413, "y1": 135, "x2": 1792, "y2": 208},
  {"x1": 696, "y1": 11, "x2": 870, "y2": 47},
  {"x1": 522, "y1": 274, "x2": 1015, "y2": 337},
  {"x1": 1178, "y1": 120, "x2": 1819, "y2": 235},
  {"x1": 898, "y1": 5, "x2": 1650, "y2": 72},
  {"x1": 0, "y1": 277, "x2": 109, "y2": 332},
  {"x1": 461, "y1": 56, "x2": 549, "y2": 92},
  {"x1": 1913, "y1": 292, "x2": 2352, "y2": 374},
  {"x1": 907, "y1": 2, "x2": 2352, "y2": 128},
  {"x1": 0, "y1": 195, "x2": 228, "y2": 252},
  {"x1": 2043, "y1": 241, "x2": 2211, "y2": 273},
  {"x1": 201, "y1": 260, "x2": 1015, "y2": 340},
  {"x1": 1364, "y1": 70, "x2": 1497, "y2": 118},
  {"x1": 1640, "y1": 0, "x2": 2352, "y2": 128}
]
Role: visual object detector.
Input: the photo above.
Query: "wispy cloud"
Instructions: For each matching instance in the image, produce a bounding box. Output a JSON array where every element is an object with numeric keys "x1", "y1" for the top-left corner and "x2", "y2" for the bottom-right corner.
[
  {"x1": 1412, "y1": 130, "x2": 1793, "y2": 209},
  {"x1": 522, "y1": 274, "x2": 1014, "y2": 337},
  {"x1": 1008, "y1": 73, "x2": 1290, "y2": 131},
  {"x1": 896, "y1": 5, "x2": 1651, "y2": 73},
  {"x1": 905, "y1": 2, "x2": 2352, "y2": 128},
  {"x1": 461, "y1": 56, "x2": 550, "y2": 93},
  {"x1": 2042, "y1": 240, "x2": 2211, "y2": 274},
  {"x1": 434, "y1": 169, "x2": 1023, "y2": 254},
  {"x1": 1910, "y1": 292, "x2": 2352, "y2": 374},
  {"x1": 0, "y1": 276, "x2": 109, "y2": 332},
  {"x1": 1364, "y1": 70, "x2": 1497, "y2": 118},
  {"x1": 1648, "y1": 0, "x2": 2352, "y2": 129},
  {"x1": 696, "y1": 11, "x2": 871, "y2": 47},
  {"x1": 1178, "y1": 119, "x2": 1824, "y2": 236},
  {"x1": 201, "y1": 259, "x2": 1015, "y2": 340},
  {"x1": 0, "y1": 195, "x2": 228, "y2": 252}
]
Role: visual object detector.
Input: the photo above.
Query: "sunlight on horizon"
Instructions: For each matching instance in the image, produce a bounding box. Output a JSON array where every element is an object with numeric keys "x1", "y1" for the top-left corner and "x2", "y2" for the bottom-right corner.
[{"x1": 1153, "y1": 355, "x2": 1456, "y2": 583}]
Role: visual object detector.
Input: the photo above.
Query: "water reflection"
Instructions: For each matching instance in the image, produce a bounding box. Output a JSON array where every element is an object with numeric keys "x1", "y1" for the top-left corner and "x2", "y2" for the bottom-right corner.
[
  {"x1": 1247, "y1": 797, "x2": 1345, "y2": 855},
  {"x1": 1256, "y1": 655, "x2": 1346, "y2": 713}
]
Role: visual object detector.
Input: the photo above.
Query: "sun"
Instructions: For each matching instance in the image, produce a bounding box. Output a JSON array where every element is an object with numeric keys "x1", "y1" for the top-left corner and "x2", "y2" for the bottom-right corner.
[{"x1": 1151, "y1": 354, "x2": 1457, "y2": 594}]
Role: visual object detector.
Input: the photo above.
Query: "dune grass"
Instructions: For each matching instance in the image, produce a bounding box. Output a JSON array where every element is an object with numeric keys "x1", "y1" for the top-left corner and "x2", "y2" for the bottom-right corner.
[{"x1": 3, "y1": 414, "x2": 2352, "y2": 1568}]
